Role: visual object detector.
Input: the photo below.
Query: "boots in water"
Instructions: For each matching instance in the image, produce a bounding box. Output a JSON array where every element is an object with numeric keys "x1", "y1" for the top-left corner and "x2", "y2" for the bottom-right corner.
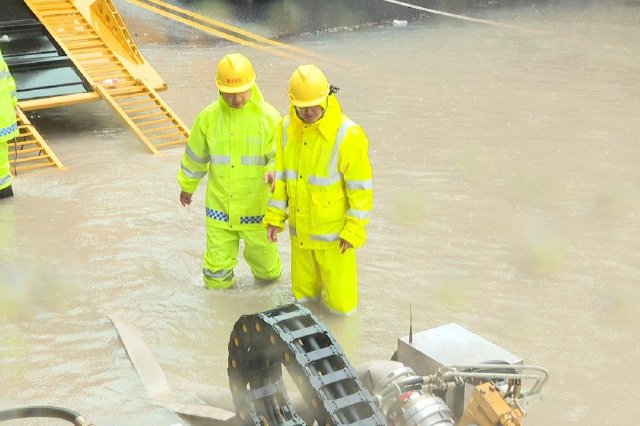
[{"x1": 0, "y1": 185, "x2": 13, "y2": 199}]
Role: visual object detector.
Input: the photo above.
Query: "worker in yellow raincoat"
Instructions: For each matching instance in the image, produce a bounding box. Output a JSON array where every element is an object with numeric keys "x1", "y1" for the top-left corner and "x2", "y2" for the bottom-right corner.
[
  {"x1": 178, "y1": 53, "x2": 282, "y2": 288},
  {"x1": 265, "y1": 65, "x2": 373, "y2": 315},
  {"x1": 0, "y1": 48, "x2": 18, "y2": 199}
]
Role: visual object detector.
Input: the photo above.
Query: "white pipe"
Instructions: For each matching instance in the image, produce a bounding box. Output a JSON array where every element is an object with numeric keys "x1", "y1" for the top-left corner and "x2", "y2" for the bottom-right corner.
[{"x1": 379, "y1": 0, "x2": 549, "y2": 34}]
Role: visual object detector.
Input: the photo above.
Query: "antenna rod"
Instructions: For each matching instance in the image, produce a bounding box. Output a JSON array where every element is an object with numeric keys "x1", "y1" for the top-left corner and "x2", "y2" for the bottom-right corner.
[{"x1": 409, "y1": 304, "x2": 413, "y2": 343}]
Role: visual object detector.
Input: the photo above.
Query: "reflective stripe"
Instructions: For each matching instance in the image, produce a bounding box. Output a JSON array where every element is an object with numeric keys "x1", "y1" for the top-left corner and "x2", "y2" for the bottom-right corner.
[
  {"x1": 0, "y1": 174, "x2": 11, "y2": 186},
  {"x1": 181, "y1": 164, "x2": 206, "y2": 179},
  {"x1": 347, "y1": 209, "x2": 370, "y2": 220},
  {"x1": 282, "y1": 116, "x2": 290, "y2": 150},
  {"x1": 284, "y1": 169, "x2": 297, "y2": 180},
  {"x1": 288, "y1": 226, "x2": 340, "y2": 242},
  {"x1": 241, "y1": 155, "x2": 267, "y2": 166},
  {"x1": 346, "y1": 179, "x2": 372, "y2": 190},
  {"x1": 275, "y1": 171, "x2": 285, "y2": 181},
  {"x1": 308, "y1": 119, "x2": 356, "y2": 187},
  {"x1": 211, "y1": 155, "x2": 230, "y2": 164},
  {"x1": 308, "y1": 175, "x2": 341, "y2": 186},
  {"x1": 206, "y1": 207, "x2": 229, "y2": 222},
  {"x1": 295, "y1": 296, "x2": 320, "y2": 303},
  {"x1": 0, "y1": 122, "x2": 17, "y2": 138},
  {"x1": 0, "y1": 70, "x2": 8, "y2": 79},
  {"x1": 203, "y1": 267, "x2": 234, "y2": 281},
  {"x1": 185, "y1": 145, "x2": 210, "y2": 163},
  {"x1": 240, "y1": 215, "x2": 264, "y2": 224},
  {"x1": 268, "y1": 199, "x2": 287, "y2": 211},
  {"x1": 329, "y1": 119, "x2": 355, "y2": 172},
  {"x1": 10, "y1": 90, "x2": 16, "y2": 98},
  {"x1": 310, "y1": 233, "x2": 340, "y2": 242}
]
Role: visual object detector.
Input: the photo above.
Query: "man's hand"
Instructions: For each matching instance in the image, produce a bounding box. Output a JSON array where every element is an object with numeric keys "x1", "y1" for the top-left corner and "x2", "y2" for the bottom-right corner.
[
  {"x1": 267, "y1": 225, "x2": 279, "y2": 242},
  {"x1": 264, "y1": 171, "x2": 276, "y2": 192},
  {"x1": 179, "y1": 191, "x2": 193, "y2": 206},
  {"x1": 339, "y1": 238, "x2": 353, "y2": 254}
]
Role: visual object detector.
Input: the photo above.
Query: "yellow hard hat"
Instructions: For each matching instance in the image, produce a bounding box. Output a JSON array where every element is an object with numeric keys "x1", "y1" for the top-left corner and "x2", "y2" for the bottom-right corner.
[
  {"x1": 288, "y1": 64, "x2": 330, "y2": 107},
  {"x1": 215, "y1": 53, "x2": 256, "y2": 93}
]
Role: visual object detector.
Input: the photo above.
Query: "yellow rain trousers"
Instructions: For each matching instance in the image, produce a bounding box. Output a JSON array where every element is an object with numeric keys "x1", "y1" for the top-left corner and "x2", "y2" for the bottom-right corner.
[
  {"x1": 264, "y1": 95, "x2": 373, "y2": 314},
  {"x1": 291, "y1": 244, "x2": 358, "y2": 314},
  {"x1": 0, "y1": 50, "x2": 18, "y2": 192},
  {"x1": 178, "y1": 84, "x2": 282, "y2": 288}
]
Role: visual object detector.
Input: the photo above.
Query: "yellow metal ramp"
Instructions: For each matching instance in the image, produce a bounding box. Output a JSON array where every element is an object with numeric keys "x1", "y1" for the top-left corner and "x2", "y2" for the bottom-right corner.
[
  {"x1": 24, "y1": 0, "x2": 189, "y2": 154},
  {"x1": 9, "y1": 108, "x2": 64, "y2": 174}
]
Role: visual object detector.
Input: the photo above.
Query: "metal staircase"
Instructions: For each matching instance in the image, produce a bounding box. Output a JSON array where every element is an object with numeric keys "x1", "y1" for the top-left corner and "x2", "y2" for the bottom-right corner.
[
  {"x1": 9, "y1": 107, "x2": 64, "y2": 173},
  {"x1": 23, "y1": 0, "x2": 190, "y2": 154}
]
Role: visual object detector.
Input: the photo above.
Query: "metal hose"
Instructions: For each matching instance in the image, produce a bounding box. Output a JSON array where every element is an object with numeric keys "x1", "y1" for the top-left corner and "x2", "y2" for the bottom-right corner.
[{"x1": 0, "y1": 405, "x2": 93, "y2": 425}]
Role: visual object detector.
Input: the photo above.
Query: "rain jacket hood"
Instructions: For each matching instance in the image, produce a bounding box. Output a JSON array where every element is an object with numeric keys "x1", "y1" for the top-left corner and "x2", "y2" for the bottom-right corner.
[
  {"x1": 219, "y1": 83, "x2": 264, "y2": 112},
  {"x1": 287, "y1": 93, "x2": 342, "y2": 139}
]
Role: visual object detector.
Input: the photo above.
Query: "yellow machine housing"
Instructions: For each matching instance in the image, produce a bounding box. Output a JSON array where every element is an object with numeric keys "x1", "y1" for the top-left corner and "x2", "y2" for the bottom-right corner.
[{"x1": 459, "y1": 382, "x2": 525, "y2": 426}]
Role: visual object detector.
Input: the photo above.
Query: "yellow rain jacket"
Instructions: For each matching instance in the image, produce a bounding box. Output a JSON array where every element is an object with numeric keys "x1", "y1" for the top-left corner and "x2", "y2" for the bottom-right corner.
[
  {"x1": 177, "y1": 84, "x2": 280, "y2": 229},
  {"x1": 265, "y1": 95, "x2": 373, "y2": 249},
  {"x1": 1, "y1": 49, "x2": 18, "y2": 191}
]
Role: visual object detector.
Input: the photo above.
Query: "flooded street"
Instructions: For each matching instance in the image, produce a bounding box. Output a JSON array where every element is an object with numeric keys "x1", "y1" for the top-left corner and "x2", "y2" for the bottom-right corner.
[{"x1": 1, "y1": 1, "x2": 639, "y2": 424}]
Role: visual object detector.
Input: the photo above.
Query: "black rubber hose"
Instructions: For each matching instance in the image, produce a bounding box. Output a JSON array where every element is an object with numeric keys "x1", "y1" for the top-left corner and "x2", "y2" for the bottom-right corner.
[{"x1": 0, "y1": 406, "x2": 93, "y2": 425}]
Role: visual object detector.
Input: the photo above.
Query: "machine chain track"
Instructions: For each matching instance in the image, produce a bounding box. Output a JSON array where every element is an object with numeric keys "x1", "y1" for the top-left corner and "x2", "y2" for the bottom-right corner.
[{"x1": 228, "y1": 304, "x2": 385, "y2": 426}]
